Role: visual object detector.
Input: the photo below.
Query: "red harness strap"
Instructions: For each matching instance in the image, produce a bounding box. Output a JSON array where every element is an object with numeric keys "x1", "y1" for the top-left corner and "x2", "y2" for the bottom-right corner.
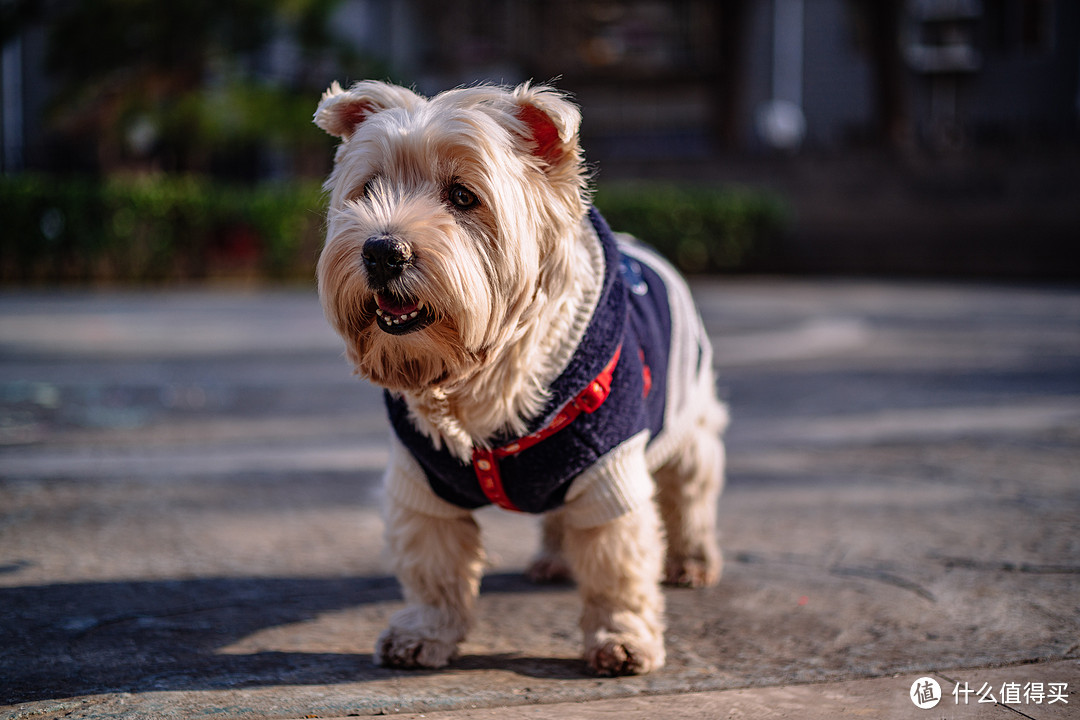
[{"x1": 471, "y1": 344, "x2": 623, "y2": 512}]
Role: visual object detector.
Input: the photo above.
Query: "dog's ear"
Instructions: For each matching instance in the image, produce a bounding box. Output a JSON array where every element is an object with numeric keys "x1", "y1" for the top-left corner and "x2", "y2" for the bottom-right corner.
[
  {"x1": 510, "y1": 83, "x2": 582, "y2": 170},
  {"x1": 314, "y1": 80, "x2": 423, "y2": 139}
]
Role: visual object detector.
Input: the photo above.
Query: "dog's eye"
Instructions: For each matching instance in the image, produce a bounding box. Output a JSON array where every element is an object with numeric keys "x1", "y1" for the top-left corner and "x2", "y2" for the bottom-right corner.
[
  {"x1": 349, "y1": 183, "x2": 371, "y2": 203},
  {"x1": 354, "y1": 177, "x2": 380, "y2": 201},
  {"x1": 448, "y1": 184, "x2": 479, "y2": 210}
]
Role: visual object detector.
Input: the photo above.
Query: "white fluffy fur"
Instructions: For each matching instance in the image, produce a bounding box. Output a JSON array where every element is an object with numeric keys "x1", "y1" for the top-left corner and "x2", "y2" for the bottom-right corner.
[
  {"x1": 318, "y1": 81, "x2": 595, "y2": 457},
  {"x1": 315, "y1": 80, "x2": 726, "y2": 676}
]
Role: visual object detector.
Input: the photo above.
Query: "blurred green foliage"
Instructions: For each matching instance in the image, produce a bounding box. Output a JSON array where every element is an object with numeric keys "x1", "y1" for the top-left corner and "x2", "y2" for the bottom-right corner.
[
  {"x1": 0, "y1": 175, "x2": 326, "y2": 283},
  {"x1": 1, "y1": 176, "x2": 789, "y2": 283},
  {"x1": 16, "y1": 0, "x2": 378, "y2": 175},
  {"x1": 594, "y1": 184, "x2": 791, "y2": 272}
]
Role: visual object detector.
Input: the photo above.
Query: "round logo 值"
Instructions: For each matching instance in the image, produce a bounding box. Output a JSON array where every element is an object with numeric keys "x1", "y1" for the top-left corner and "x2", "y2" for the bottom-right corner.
[{"x1": 910, "y1": 677, "x2": 942, "y2": 709}]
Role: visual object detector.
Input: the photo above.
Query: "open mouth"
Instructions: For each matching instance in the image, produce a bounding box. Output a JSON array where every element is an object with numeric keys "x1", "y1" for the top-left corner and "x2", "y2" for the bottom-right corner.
[{"x1": 374, "y1": 293, "x2": 433, "y2": 335}]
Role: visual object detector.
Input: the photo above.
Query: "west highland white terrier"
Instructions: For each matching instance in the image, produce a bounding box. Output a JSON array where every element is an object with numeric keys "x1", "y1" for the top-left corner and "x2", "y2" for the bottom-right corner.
[{"x1": 314, "y1": 80, "x2": 727, "y2": 676}]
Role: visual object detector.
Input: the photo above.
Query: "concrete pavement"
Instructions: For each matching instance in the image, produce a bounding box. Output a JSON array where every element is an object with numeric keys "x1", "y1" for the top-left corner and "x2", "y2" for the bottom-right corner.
[{"x1": 1, "y1": 280, "x2": 1078, "y2": 719}]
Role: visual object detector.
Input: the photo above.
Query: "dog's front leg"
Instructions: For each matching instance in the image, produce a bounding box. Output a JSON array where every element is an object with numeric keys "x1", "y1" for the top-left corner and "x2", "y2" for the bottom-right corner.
[
  {"x1": 375, "y1": 497, "x2": 484, "y2": 669},
  {"x1": 565, "y1": 500, "x2": 666, "y2": 676}
]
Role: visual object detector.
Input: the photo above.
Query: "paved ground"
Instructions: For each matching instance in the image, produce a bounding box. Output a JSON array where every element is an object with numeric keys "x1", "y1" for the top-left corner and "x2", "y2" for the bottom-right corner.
[{"x1": 1, "y1": 280, "x2": 1078, "y2": 719}]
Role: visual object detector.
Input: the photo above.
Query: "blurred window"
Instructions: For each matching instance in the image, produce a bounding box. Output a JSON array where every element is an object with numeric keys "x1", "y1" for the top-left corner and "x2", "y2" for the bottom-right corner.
[{"x1": 983, "y1": 0, "x2": 1054, "y2": 57}]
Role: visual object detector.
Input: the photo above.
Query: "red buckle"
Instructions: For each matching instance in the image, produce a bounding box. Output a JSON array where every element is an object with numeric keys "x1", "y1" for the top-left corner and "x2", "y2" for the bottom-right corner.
[
  {"x1": 573, "y1": 344, "x2": 621, "y2": 414},
  {"x1": 573, "y1": 380, "x2": 607, "y2": 413}
]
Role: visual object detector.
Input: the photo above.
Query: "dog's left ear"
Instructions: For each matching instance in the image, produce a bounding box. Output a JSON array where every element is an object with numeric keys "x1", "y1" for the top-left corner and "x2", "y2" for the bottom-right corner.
[{"x1": 511, "y1": 83, "x2": 582, "y2": 170}]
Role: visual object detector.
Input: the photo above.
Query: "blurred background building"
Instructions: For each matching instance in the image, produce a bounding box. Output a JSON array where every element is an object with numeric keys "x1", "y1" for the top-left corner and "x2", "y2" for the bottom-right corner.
[
  {"x1": 2, "y1": 0, "x2": 1079, "y2": 277},
  {"x1": 5, "y1": 0, "x2": 1078, "y2": 170}
]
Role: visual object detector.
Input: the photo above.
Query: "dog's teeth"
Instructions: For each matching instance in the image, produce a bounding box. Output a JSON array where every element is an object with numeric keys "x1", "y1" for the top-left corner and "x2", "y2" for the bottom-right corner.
[
  {"x1": 399, "y1": 314, "x2": 408, "y2": 322},
  {"x1": 409, "y1": 311, "x2": 418, "y2": 319},
  {"x1": 417, "y1": 301, "x2": 425, "y2": 311},
  {"x1": 375, "y1": 309, "x2": 384, "y2": 317}
]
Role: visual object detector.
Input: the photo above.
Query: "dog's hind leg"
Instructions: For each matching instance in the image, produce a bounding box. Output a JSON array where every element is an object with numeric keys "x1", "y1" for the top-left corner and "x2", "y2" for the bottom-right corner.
[
  {"x1": 564, "y1": 501, "x2": 666, "y2": 675},
  {"x1": 654, "y1": 413, "x2": 725, "y2": 588},
  {"x1": 526, "y1": 510, "x2": 574, "y2": 583},
  {"x1": 375, "y1": 496, "x2": 484, "y2": 669}
]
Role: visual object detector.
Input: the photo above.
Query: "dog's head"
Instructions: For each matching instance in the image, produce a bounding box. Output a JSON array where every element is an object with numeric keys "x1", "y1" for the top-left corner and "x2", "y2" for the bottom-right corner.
[{"x1": 315, "y1": 80, "x2": 588, "y2": 392}]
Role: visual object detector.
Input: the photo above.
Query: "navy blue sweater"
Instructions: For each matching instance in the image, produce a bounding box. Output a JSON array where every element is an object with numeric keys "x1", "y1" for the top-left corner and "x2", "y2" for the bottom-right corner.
[{"x1": 386, "y1": 208, "x2": 672, "y2": 514}]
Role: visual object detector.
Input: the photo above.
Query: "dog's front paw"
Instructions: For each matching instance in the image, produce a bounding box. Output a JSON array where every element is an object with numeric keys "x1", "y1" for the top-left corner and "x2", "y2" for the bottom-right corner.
[
  {"x1": 375, "y1": 627, "x2": 458, "y2": 669},
  {"x1": 586, "y1": 635, "x2": 665, "y2": 676}
]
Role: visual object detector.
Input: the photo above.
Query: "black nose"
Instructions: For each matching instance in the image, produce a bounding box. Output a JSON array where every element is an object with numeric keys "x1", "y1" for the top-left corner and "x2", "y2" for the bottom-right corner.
[{"x1": 362, "y1": 235, "x2": 412, "y2": 286}]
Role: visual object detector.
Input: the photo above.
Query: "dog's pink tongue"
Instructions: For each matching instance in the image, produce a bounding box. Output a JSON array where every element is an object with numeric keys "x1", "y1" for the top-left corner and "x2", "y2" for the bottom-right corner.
[{"x1": 376, "y1": 294, "x2": 419, "y2": 316}]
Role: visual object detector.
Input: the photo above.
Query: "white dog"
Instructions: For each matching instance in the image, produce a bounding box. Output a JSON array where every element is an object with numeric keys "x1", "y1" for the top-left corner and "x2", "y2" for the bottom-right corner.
[{"x1": 315, "y1": 80, "x2": 727, "y2": 675}]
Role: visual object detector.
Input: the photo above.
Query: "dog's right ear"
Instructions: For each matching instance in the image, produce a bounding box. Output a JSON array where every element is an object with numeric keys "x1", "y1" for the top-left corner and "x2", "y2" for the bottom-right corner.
[
  {"x1": 510, "y1": 83, "x2": 582, "y2": 170},
  {"x1": 314, "y1": 81, "x2": 423, "y2": 140}
]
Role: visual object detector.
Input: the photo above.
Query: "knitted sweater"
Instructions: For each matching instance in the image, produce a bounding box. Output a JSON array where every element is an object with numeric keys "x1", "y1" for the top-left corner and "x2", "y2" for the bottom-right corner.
[{"x1": 384, "y1": 208, "x2": 717, "y2": 526}]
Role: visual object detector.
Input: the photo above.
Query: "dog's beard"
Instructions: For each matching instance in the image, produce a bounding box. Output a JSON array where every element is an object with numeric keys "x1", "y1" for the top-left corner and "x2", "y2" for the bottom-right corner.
[{"x1": 348, "y1": 318, "x2": 479, "y2": 390}]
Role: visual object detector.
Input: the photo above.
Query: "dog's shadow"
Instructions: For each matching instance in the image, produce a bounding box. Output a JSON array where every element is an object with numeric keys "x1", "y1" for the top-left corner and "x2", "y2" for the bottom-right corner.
[{"x1": 1, "y1": 572, "x2": 586, "y2": 704}]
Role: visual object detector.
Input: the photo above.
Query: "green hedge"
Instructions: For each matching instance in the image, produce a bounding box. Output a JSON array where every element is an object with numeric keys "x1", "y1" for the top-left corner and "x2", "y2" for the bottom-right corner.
[
  {"x1": 1, "y1": 175, "x2": 789, "y2": 283},
  {"x1": 1, "y1": 174, "x2": 327, "y2": 283},
  {"x1": 593, "y1": 183, "x2": 791, "y2": 273}
]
